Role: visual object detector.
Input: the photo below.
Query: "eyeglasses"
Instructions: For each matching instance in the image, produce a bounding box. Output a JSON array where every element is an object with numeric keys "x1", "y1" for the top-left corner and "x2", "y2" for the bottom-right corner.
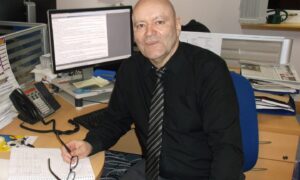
[{"x1": 48, "y1": 132, "x2": 79, "y2": 180}]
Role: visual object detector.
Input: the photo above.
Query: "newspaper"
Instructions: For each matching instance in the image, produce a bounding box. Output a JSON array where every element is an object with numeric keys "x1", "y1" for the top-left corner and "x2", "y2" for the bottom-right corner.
[{"x1": 240, "y1": 61, "x2": 300, "y2": 89}]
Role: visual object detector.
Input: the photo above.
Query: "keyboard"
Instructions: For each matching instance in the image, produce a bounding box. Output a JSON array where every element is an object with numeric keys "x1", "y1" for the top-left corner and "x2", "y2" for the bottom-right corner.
[{"x1": 73, "y1": 108, "x2": 107, "y2": 130}]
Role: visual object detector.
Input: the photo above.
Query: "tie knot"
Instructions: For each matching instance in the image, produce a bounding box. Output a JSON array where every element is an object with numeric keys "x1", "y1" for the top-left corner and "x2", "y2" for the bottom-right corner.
[{"x1": 156, "y1": 68, "x2": 166, "y2": 78}]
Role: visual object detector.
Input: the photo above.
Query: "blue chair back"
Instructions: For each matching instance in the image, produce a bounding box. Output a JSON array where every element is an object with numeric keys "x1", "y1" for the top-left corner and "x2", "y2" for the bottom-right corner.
[{"x1": 230, "y1": 72, "x2": 258, "y2": 172}]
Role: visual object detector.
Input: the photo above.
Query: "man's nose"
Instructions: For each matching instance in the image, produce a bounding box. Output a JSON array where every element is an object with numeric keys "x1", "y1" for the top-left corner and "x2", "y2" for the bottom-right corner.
[{"x1": 145, "y1": 24, "x2": 155, "y2": 36}]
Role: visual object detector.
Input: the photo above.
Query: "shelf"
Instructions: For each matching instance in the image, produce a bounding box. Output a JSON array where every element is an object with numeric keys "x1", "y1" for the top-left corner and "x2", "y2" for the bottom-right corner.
[{"x1": 241, "y1": 23, "x2": 300, "y2": 31}]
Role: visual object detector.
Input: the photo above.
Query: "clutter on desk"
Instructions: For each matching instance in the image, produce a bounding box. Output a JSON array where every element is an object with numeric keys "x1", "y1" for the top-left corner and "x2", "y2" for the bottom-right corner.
[
  {"x1": 55, "y1": 71, "x2": 82, "y2": 84},
  {"x1": 240, "y1": 61, "x2": 299, "y2": 115},
  {"x1": 72, "y1": 76, "x2": 110, "y2": 89},
  {"x1": 240, "y1": 61, "x2": 300, "y2": 90},
  {"x1": 255, "y1": 92, "x2": 296, "y2": 115},
  {"x1": 73, "y1": 83, "x2": 114, "y2": 94},
  {"x1": 39, "y1": 53, "x2": 52, "y2": 69},
  {"x1": 94, "y1": 69, "x2": 116, "y2": 81},
  {"x1": 249, "y1": 79, "x2": 298, "y2": 94},
  {"x1": 0, "y1": 37, "x2": 19, "y2": 129},
  {"x1": 0, "y1": 134, "x2": 37, "y2": 152},
  {"x1": 31, "y1": 64, "x2": 57, "y2": 82}
]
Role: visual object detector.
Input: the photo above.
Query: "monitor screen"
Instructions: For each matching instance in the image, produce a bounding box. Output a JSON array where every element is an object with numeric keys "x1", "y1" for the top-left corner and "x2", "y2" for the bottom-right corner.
[
  {"x1": 268, "y1": 0, "x2": 300, "y2": 10},
  {"x1": 47, "y1": 6, "x2": 133, "y2": 74}
]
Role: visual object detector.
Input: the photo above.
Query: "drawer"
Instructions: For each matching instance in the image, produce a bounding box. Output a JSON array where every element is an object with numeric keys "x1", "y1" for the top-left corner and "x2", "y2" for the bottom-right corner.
[
  {"x1": 259, "y1": 131, "x2": 298, "y2": 162},
  {"x1": 245, "y1": 158, "x2": 295, "y2": 180}
]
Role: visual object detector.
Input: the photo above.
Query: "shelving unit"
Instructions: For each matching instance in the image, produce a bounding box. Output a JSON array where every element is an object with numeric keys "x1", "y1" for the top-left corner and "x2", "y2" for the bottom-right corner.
[{"x1": 241, "y1": 23, "x2": 300, "y2": 31}]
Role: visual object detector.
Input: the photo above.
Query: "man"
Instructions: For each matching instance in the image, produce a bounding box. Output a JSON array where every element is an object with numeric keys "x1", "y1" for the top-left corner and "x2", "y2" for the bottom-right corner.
[{"x1": 61, "y1": 0, "x2": 243, "y2": 179}]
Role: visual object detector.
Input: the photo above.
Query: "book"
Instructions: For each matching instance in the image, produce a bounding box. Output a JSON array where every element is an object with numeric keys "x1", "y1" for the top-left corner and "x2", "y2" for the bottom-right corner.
[
  {"x1": 8, "y1": 148, "x2": 95, "y2": 180},
  {"x1": 0, "y1": 134, "x2": 37, "y2": 152}
]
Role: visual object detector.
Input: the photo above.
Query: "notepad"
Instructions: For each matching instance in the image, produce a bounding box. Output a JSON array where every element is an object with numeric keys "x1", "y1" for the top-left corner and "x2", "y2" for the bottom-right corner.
[{"x1": 8, "y1": 148, "x2": 95, "y2": 180}]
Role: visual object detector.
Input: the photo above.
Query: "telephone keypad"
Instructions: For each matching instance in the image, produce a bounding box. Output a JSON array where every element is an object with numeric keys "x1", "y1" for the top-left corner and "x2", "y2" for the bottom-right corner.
[{"x1": 28, "y1": 91, "x2": 52, "y2": 116}]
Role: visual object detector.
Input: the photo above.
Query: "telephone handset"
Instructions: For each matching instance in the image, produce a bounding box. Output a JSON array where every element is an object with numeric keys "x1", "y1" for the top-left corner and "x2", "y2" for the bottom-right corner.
[{"x1": 9, "y1": 82, "x2": 61, "y2": 124}]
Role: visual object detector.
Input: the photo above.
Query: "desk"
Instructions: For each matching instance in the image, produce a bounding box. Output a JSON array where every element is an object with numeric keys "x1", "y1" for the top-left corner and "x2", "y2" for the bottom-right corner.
[
  {"x1": 110, "y1": 113, "x2": 300, "y2": 180},
  {"x1": 245, "y1": 114, "x2": 300, "y2": 180},
  {"x1": 0, "y1": 95, "x2": 106, "y2": 178}
]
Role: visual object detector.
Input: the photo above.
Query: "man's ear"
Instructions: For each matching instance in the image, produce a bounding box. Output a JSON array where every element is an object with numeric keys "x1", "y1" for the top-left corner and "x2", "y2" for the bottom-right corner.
[{"x1": 176, "y1": 17, "x2": 181, "y2": 36}]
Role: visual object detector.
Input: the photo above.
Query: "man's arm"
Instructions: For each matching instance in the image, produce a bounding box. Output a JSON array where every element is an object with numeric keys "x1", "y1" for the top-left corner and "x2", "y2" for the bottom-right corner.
[
  {"x1": 84, "y1": 64, "x2": 133, "y2": 155},
  {"x1": 200, "y1": 55, "x2": 243, "y2": 179}
]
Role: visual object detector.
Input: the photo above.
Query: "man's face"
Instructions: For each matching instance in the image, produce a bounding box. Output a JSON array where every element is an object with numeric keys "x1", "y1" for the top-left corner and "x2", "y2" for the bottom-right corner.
[{"x1": 133, "y1": 1, "x2": 180, "y2": 67}]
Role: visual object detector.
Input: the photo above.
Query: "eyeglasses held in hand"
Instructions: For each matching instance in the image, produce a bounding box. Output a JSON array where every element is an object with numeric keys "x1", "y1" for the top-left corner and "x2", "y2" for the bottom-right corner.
[{"x1": 48, "y1": 132, "x2": 79, "y2": 180}]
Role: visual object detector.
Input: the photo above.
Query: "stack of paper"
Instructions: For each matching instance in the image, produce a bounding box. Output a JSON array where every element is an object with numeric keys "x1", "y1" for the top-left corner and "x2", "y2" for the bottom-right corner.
[
  {"x1": 241, "y1": 61, "x2": 300, "y2": 90},
  {"x1": 249, "y1": 79, "x2": 298, "y2": 94},
  {"x1": 72, "y1": 76, "x2": 109, "y2": 89},
  {"x1": 255, "y1": 92, "x2": 295, "y2": 115},
  {"x1": 240, "y1": 61, "x2": 298, "y2": 115},
  {"x1": 0, "y1": 37, "x2": 19, "y2": 129}
]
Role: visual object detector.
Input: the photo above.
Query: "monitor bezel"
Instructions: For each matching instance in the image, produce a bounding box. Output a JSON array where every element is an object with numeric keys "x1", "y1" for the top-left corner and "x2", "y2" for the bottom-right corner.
[{"x1": 47, "y1": 6, "x2": 133, "y2": 74}]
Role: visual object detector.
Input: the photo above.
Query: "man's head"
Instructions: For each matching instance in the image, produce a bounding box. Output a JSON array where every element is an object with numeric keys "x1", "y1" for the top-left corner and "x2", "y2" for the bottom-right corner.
[{"x1": 132, "y1": 0, "x2": 181, "y2": 69}]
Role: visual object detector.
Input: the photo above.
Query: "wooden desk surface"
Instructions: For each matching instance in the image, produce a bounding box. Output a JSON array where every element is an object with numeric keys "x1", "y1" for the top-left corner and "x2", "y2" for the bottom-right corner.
[{"x1": 0, "y1": 95, "x2": 107, "y2": 178}]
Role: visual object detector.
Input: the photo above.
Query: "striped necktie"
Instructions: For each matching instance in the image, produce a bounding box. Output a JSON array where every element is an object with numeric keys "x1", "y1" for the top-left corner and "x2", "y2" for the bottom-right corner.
[{"x1": 146, "y1": 68, "x2": 166, "y2": 180}]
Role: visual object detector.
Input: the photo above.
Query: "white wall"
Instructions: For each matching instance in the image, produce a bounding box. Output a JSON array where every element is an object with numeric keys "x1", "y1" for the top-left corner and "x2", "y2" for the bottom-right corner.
[{"x1": 57, "y1": 0, "x2": 300, "y2": 75}]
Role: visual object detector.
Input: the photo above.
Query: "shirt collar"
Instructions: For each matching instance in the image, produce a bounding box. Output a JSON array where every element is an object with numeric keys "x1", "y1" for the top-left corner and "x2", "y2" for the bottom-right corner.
[{"x1": 139, "y1": 42, "x2": 185, "y2": 77}]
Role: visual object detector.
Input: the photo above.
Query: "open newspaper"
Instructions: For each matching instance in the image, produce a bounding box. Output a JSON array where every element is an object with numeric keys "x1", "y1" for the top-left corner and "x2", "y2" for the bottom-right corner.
[{"x1": 240, "y1": 61, "x2": 300, "y2": 90}]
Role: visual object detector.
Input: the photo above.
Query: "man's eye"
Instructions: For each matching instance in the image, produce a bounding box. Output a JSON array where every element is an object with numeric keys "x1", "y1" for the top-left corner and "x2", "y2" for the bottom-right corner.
[
  {"x1": 135, "y1": 24, "x2": 145, "y2": 29},
  {"x1": 155, "y1": 20, "x2": 165, "y2": 25}
]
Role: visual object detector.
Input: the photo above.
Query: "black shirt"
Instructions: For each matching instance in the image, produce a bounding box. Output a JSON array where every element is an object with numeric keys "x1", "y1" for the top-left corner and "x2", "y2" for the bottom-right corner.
[{"x1": 85, "y1": 42, "x2": 243, "y2": 179}]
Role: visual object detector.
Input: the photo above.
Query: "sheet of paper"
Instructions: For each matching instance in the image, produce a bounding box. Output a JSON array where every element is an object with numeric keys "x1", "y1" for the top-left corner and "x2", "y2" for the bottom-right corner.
[
  {"x1": 0, "y1": 159, "x2": 9, "y2": 180},
  {"x1": 8, "y1": 148, "x2": 95, "y2": 180},
  {"x1": 179, "y1": 31, "x2": 223, "y2": 55}
]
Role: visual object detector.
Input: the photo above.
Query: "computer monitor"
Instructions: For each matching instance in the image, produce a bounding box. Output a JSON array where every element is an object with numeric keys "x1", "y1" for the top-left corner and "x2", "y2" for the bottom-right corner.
[
  {"x1": 0, "y1": 0, "x2": 27, "y2": 22},
  {"x1": 268, "y1": 0, "x2": 300, "y2": 10},
  {"x1": 47, "y1": 6, "x2": 133, "y2": 79}
]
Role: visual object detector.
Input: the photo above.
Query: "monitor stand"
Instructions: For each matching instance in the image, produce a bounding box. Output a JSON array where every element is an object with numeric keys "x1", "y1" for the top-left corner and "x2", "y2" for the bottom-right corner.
[{"x1": 51, "y1": 77, "x2": 114, "y2": 109}]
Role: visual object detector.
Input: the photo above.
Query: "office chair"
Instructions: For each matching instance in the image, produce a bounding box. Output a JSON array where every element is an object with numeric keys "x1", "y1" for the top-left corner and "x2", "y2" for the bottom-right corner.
[
  {"x1": 181, "y1": 19, "x2": 210, "y2": 32},
  {"x1": 230, "y1": 72, "x2": 259, "y2": 172}
]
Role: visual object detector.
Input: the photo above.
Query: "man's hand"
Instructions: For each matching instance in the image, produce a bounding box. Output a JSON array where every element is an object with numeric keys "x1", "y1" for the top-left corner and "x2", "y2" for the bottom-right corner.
[{"x1": 61, "y1": 140, "x2": 93, "y2": 163}]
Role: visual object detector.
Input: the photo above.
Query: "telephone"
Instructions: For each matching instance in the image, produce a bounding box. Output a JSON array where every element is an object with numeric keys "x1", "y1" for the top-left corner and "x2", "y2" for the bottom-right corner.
[{"x1": 9, "y1": 82, "x2": 61, "y2": 124}]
